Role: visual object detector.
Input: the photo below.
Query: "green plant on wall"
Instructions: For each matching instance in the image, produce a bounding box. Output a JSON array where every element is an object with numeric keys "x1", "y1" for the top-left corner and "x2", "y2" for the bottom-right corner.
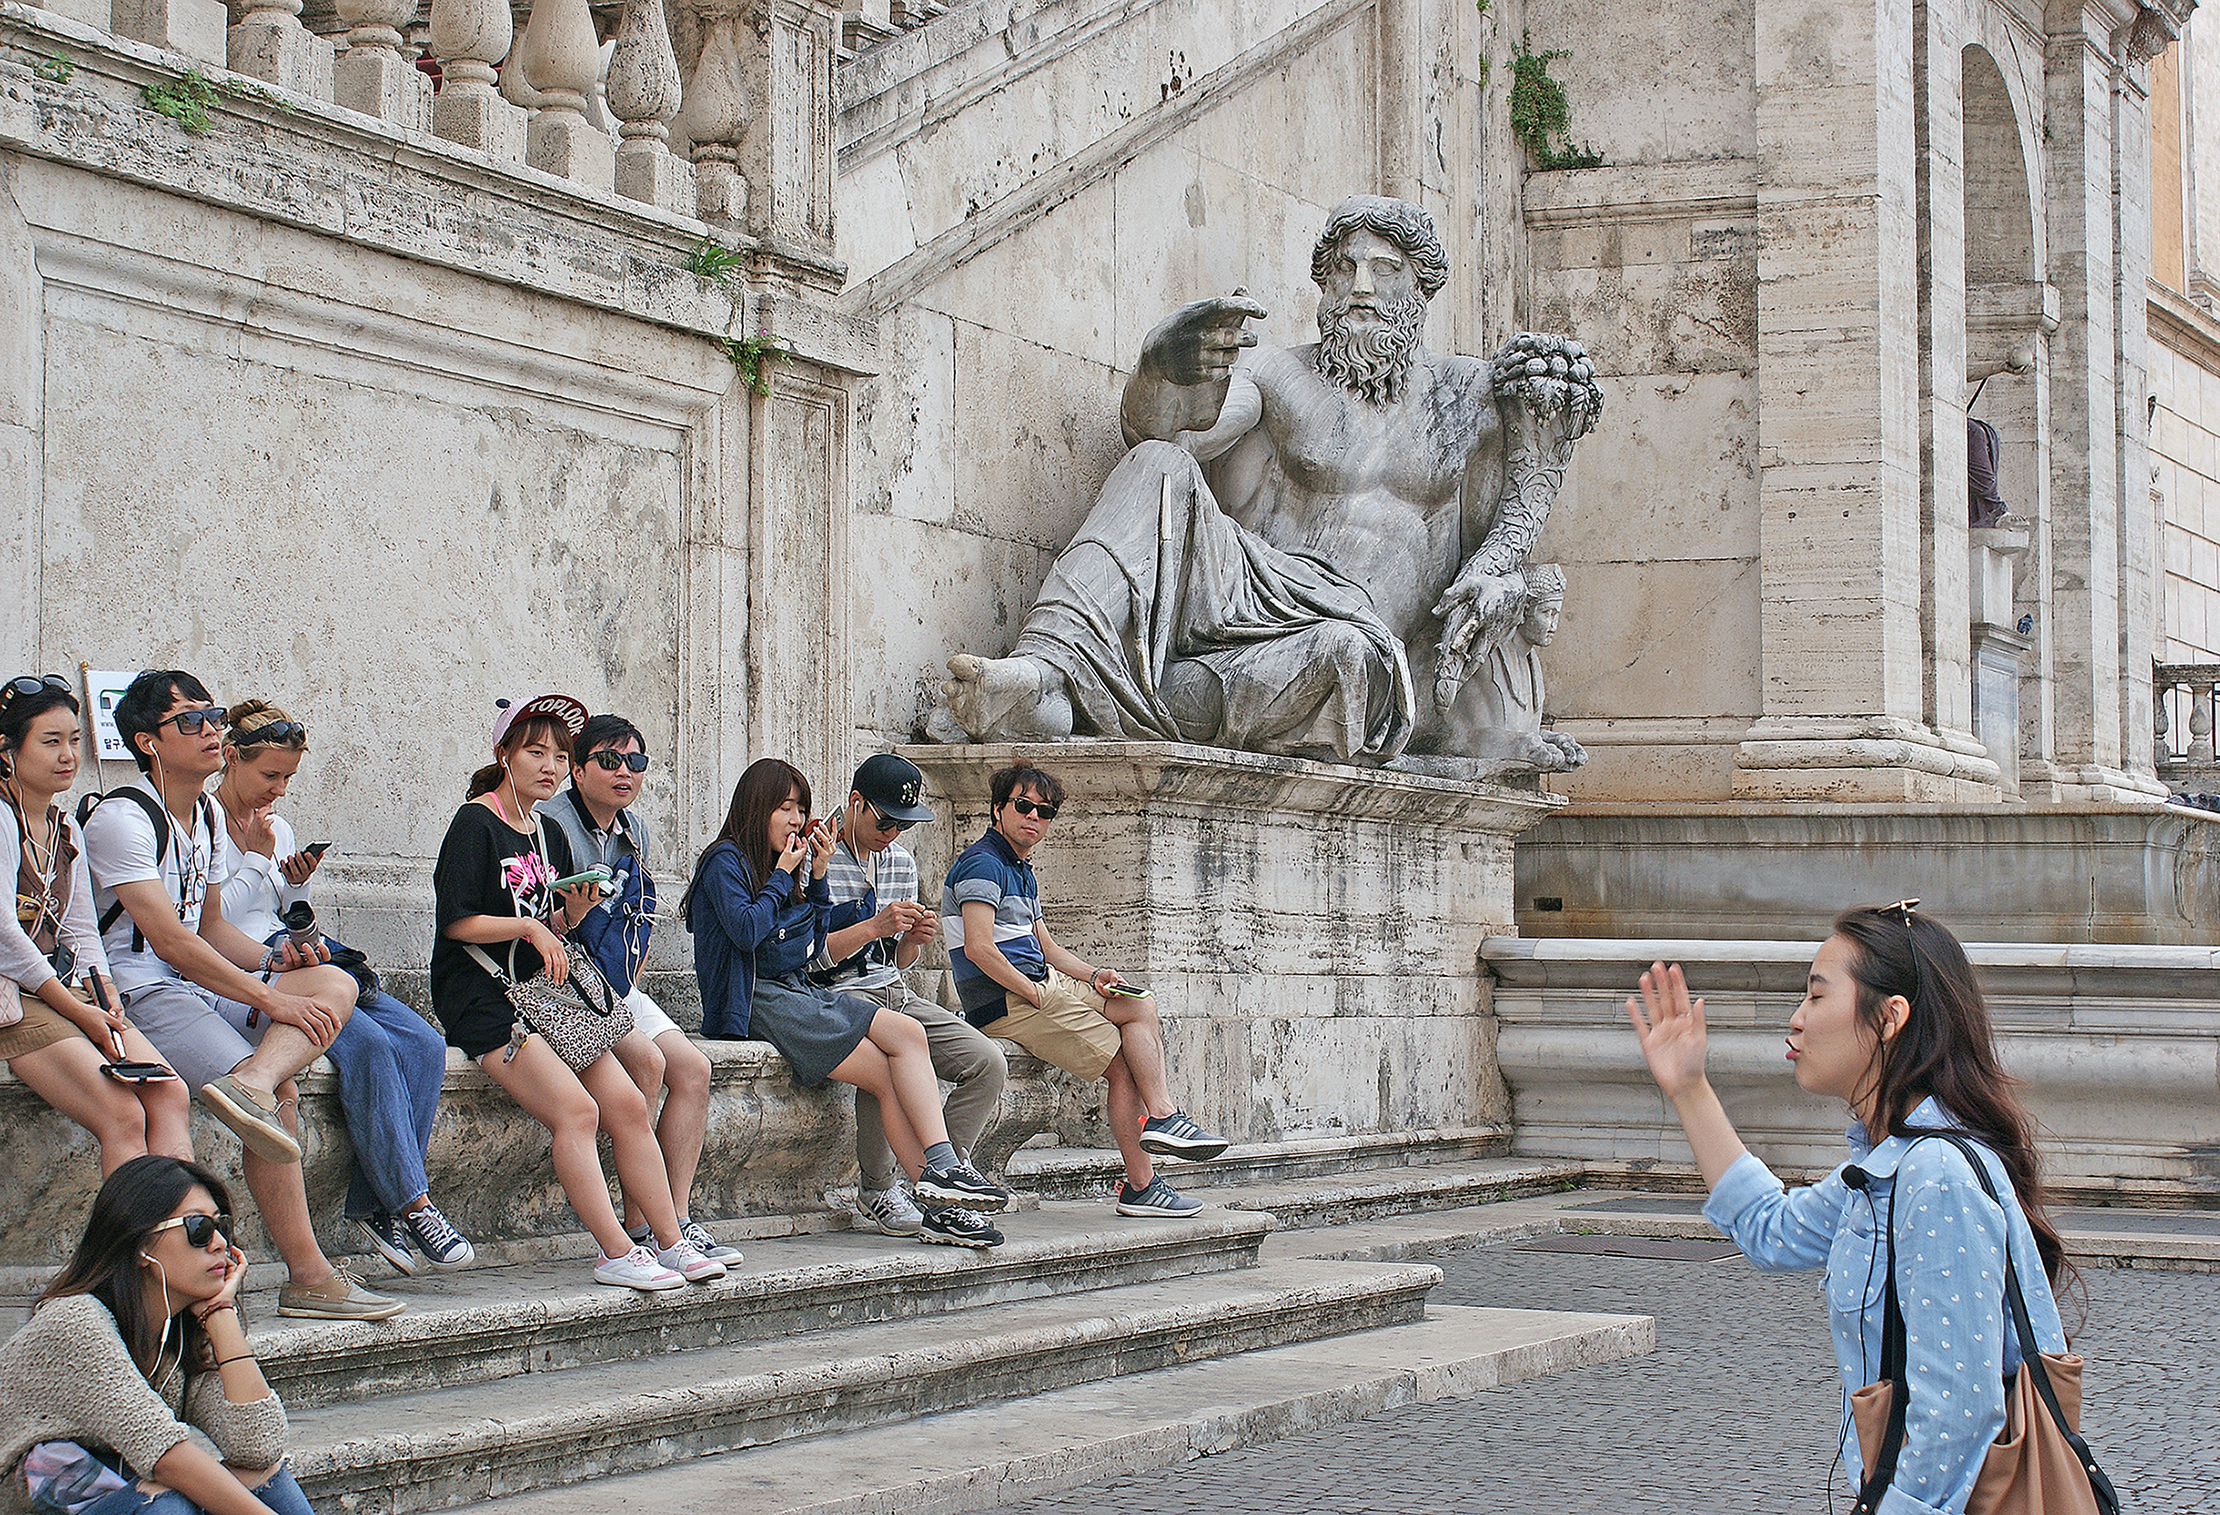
[
  {"x1": 1508, "y1": 32, "x2": 1603, "y2": 170},
  {"x1": 139, "y1": 68, "x2": 294, "y2": 134},
  {"x1": 719, "y1": 331, "x2": 795, "y2": 398},
  {"x1": 684, "y1": 238, "x2": 796, "y2": 397}
]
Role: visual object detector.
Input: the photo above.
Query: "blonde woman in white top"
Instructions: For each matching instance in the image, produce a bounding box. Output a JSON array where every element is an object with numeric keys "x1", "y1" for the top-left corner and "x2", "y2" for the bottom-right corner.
[{"x1": 0, "y1": 675, "x2": 191, "y2": 1170}]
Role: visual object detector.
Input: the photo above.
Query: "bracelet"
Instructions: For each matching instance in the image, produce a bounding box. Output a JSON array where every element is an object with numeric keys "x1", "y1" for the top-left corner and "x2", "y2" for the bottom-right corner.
[
  {"x1": 214, "y1": 1354, "x2": 256, "y2": 1367},
  {"x1": 193, "y1": 1301, "x2": 236, "y2": 1323}
]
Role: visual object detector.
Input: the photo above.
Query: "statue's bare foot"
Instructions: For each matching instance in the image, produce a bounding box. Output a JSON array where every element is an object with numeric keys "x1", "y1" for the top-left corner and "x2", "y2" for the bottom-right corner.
[{"x1": 936, "y1": 654, "x2": 1076, "y2": 742}]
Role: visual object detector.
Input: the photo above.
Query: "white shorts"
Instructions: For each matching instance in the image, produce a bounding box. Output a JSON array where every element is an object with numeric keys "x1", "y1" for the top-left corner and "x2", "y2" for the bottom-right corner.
[{"x1": 626, "y1": 987, "x2": 679, "y2": 1041}]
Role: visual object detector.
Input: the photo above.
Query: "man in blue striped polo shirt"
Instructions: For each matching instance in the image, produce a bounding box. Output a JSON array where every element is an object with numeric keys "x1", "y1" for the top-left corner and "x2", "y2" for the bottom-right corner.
[{"x1": 940, "y1": 760, "x2": 1229, "y2": 1217}]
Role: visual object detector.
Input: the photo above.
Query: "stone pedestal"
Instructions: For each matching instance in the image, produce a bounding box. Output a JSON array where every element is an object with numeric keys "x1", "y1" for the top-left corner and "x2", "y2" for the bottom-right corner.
[
  {"x1": 901, "y1": 743, "x2": 1562, "y2": 1147},
  {"x1": 112, "y1": 0, "x2": 228, "y2": 66},
  {"x1": 1968, "y1": 526, "x2": 2031, "y2": 793}
]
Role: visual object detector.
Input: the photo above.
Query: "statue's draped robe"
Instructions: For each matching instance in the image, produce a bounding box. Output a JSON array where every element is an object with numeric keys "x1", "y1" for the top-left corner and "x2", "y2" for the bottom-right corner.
[{"x1": 1011, "y1": 442, "x2": 1415, "y2": 763}]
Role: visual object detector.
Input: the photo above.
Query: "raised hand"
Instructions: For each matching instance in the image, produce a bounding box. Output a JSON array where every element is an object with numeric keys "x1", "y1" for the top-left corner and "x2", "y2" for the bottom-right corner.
[
  {"x1": 1623, "y1": 960, "x2": 1709, "y2": 1101},
  {"x1": 1138, "y1": 295, "x2": 1270, "y2": 386}
]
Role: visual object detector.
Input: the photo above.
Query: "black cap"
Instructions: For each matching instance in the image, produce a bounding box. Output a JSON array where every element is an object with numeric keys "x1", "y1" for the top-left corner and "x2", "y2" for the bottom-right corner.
[{"x1": 853, "y1": 753, "x2": 933, "y2": 825}]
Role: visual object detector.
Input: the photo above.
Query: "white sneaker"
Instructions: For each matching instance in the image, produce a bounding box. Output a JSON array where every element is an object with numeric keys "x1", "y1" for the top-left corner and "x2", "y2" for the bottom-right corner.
[
  {"x1": 858, "y1": 1186, "x2": 925, "y2": 1237},
  {"x1": 656, "y1": 1237, "x2": 727, "y2": 1283},
  {"x1": 594, "y1": 1245, "x2": 684, "y2": 1292}
]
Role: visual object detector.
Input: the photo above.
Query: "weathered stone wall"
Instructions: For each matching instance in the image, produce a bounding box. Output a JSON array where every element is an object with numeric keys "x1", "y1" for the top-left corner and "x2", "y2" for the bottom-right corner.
[{"x1": 2151, "y1": 283, "x2": 2220, "y2": 662}]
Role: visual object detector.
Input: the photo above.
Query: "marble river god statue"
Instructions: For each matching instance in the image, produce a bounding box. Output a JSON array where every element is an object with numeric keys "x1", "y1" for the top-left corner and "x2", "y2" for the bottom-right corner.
[{"x1": 932, "y1": 194, "x2": 1603, "y2": 773}]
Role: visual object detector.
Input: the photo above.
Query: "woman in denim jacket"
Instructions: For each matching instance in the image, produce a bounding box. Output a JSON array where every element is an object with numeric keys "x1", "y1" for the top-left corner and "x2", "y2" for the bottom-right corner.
[{"x1": 1624, "y1": 903, "x2": 2073, "y2": 1515}]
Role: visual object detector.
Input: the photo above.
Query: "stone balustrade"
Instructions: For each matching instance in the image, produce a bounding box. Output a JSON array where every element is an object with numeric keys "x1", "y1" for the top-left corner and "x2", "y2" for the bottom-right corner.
[
  {"x1": 1486, "y1": 936, "x2": 2220, "y2": 1205},
  {"x1": 2154, "y1": 660, "x2": 2220, "y2": 792},
  {"x1": 10, "y1": 0, "x2": 870, "y2": 232}
]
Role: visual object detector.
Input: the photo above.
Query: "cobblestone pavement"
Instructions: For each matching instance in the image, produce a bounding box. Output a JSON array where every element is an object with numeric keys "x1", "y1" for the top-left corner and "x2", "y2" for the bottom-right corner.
[{"x1": 1000, "y1": 1242, "x2": 2220, "y2": 1514}]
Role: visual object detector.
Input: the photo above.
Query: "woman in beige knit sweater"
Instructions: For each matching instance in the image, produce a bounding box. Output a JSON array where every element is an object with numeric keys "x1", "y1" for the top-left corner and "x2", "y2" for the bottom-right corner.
[{"x1": 0, "y1": 1156, "x2": 312, "y2": 1515}]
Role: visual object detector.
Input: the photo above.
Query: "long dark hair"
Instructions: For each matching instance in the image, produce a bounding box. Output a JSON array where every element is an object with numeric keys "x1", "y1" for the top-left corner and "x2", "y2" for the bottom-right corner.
[
  {"x1": 37, "y1": 1155, "x2": 234, "y2": 1379},
  {"x1": 686, "y1": 759, "x2": 810, "y2": 922},
  {"x1": 467, "y1": 715, "x2": 573, "y2": 800},
  {"x1": 1832, "y1": 904, "x2": 2069, "y2": 1288}
]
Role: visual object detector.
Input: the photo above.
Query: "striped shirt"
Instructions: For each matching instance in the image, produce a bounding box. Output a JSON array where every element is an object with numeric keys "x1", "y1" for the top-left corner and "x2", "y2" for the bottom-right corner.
[{"x1": 809, "y1": 836, "x2": 918, "y2": 990}]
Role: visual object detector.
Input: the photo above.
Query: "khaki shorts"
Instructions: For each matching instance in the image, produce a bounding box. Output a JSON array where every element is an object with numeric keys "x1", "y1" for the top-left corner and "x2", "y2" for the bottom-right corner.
[
  {"x1": 988, "y1": 967, "x2": 1121, "y2": 1080},
  {"x1": 0, "y1": 987, "x2": 96, "y2": 1062}
]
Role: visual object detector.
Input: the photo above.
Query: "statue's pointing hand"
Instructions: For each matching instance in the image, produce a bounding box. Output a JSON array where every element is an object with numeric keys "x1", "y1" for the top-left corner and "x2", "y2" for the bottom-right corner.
[{"x1": 1140, "y1": 294, "x2": 1271, "y2": 386}]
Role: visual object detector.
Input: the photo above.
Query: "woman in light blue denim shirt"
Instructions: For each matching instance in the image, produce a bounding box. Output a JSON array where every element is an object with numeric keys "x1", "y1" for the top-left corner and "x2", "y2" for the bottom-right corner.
[{"x1": 1625, "y1": 903, "x2": 2074, "y2": 1515}]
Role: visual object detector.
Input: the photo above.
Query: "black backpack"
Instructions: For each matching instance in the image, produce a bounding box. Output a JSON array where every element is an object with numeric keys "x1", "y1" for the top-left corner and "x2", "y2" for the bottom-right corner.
[{"x1": 76, "y1": 787, "x2": 216, "y2": 953}]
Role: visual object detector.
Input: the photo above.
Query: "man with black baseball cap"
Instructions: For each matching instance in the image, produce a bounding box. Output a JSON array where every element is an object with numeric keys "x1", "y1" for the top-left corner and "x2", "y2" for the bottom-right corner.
[{"x1": 811, "y1": 754, "x2": 1009, "y2": 1241}]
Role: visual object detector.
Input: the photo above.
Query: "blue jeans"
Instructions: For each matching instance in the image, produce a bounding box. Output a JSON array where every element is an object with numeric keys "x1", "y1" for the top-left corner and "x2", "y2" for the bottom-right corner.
[
  {"x1": 321, "y1": 991, "x2": 447, "y2": 1220},
  {"x1": 78, "y1": 1463, "x2": 315, "y2": 1515}
]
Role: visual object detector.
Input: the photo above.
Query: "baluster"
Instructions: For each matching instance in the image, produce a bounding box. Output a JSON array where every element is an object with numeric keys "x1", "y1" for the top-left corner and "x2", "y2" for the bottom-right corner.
[
  {"x1": 2155, "y1": 678, "x2": 2173, "y2": 771},
  {"x1": 229, "y1": 0, "x2": 336, "y2": 97},
  {"x1": 517, "y1": 0, "x2": 615, "y2": 187},
  {"x1": 607, "y1": 0, "x2": 693, "y2": 211},
  {"x1": 2191, "y1": 682, "x2": 2214, "y2": 766},
  {"x1": 335, "y1": 0, "x2": 432, "y2": 128},
  {"x1": 678, "y1": 14, "x2": 748, "y2": 225},
  {"x1": 430, "y1": 0, "x2": 524, "y2": 157}
]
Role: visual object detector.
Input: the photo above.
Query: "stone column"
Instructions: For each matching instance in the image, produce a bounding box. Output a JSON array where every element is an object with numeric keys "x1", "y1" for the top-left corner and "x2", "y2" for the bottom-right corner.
[
  {"x1": 736, "y1": 0, "x2": 842, "y2": 266},
  {"x1": 1375, "y1": 0, "x2": 1425, "y2": 203},
  {"x1": 607, "y1": 0, "x2": 695, "y2": 213},
  {"x1": 2027, "y1": 0, "x2": 2175, "y2": 804},
  {"x1": 334, "y1": 0, "x2": 432, "y2": 129},
  {"x1": 518, "y1": 0, "x2": 617, "y2": 189},
  {"x1": 1913, "y1": 0, "x2": 1982, "y2": 764},
  {"x1": 229, "y1": 0, "x2": 336, "y2": 98},
  {"x1": 678, "y1": 12, "x2": 749, "y2": 227},
  {"x1": 1734, "y1": 0, "x2": 1997, "y2": 800},
  {"x1": 430, "y1": 0, "x2": 525, "y2": 157}
]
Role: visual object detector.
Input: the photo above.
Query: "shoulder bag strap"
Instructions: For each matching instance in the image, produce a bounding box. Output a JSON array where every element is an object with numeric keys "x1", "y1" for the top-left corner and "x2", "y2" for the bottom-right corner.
[
  {"x1": 463, "y1": 941, "x2": 516, "y2": 988},
  {"x1": 1851, "y1": 1170, "x2": 1914, "y2": 1515},
  {"x1": 1929, "y1": 1133, "x2": 2121, "y2": 1515}
]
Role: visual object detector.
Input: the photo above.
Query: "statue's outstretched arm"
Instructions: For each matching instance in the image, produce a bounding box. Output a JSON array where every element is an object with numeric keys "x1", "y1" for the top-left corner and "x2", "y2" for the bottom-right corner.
[
  {"x1": 1120, "y1": 294, "x2": 1271, "y2": 448},
  {"x1": 1429, "y1": 334, "x2": 1603, "y2": 707}
]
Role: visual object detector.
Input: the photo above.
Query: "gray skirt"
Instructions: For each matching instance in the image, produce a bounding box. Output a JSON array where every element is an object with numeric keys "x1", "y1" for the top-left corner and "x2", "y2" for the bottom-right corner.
[{"x1": 749, "y1": 975, "x2": 876, "y2": 1086}]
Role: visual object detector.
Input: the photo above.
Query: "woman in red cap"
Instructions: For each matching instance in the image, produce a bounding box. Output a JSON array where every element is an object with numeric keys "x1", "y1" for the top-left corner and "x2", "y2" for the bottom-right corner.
[{"x1": 429, "y1": 695, "x2": 720, "y2": 1292}]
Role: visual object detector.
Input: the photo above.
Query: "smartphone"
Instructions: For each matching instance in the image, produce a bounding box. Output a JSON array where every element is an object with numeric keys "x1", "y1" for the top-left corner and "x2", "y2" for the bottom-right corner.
[
  {"x1": 551, "y1": 866, "x2": 613, "y2": 891},
  {"x1": 1101, "y1": 982, "x2": 1152, "y2": 998},
  {"x1": 304, "y1": 842, "x2": 333, "y2": 859}
]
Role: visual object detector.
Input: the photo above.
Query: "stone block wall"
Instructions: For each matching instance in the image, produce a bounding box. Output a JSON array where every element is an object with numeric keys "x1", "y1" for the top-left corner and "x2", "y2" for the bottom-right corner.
[{"x1": 2151, "y1": 284, "x2": 2220, "y2": 661}]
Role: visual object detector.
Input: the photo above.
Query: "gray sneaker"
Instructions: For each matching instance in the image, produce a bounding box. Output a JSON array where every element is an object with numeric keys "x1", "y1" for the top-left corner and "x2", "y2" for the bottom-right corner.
[
  {"x1": 400, "y1": 1202, "x2": 475, "y2": 1270},
  {"x1": 678, "y1": 1218, "x2": 743, "y2": 1265},
  {"x1": 857, "y1": 1186, "x2": 925, "y2": 1237},
  {"x1": 278, "y1": 1263, "x2": 404, "y2": 1320}
]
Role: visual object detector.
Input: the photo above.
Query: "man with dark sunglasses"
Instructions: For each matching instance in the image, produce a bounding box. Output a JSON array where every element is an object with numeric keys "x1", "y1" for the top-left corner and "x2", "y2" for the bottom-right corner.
[
  {"x1": 940, "y1": 761, "x2": 1229, "y2": 1218},
  {"x1": 82, "y1": 670, "x2": 399, "y2": 1320},
  {"x1": 537, "y1": 714, "x2": 737, "y2": 1267},
  {"x1": 810, "y1": 754, "x2": 1007, "y2": 1240}
]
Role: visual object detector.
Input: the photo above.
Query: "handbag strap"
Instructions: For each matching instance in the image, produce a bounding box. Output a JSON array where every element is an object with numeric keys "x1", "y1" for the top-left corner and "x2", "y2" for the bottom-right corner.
[
  {"x1": 463, "y1": 941, "x2": 517, "y2": 988},
  {"x1": 1851, "y1": 1131, "x2": 2119, "y2": 1515}
]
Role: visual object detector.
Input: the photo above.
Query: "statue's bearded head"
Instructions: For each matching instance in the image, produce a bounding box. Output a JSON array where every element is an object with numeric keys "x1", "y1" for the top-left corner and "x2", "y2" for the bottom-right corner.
[{"x1": 1311, "y1": 196, "x2": 1449, "y2": 406}]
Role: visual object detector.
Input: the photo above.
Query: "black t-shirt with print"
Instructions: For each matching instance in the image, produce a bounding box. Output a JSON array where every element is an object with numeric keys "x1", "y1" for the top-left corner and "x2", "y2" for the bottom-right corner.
[{"x1": 429, "y1": 800, "x2": 576, "y2": 1056}]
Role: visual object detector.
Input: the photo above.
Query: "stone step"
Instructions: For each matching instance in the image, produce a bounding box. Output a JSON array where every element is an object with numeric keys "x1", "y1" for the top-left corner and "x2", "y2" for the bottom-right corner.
[
  {"x1": 1001, "y1": 1131, "x2": 1539, "y2": 1204},
  {"x1": 287, "y1": 1255, "x2": 1442, "y2": 1512},
  {"x1": 464, "y1": 1302, "x2": 1655, "y2": 1515},
  {"x1": 245, "y1": 1204, "x2": 1271, "y2": 1408},
  {"x1": 1200, "y1": 1155, "x2": 1585, "y2": 1229}
]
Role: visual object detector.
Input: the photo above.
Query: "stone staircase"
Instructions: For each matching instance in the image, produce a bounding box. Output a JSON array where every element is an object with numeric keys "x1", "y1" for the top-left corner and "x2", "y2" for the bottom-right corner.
[{"x1": 228, "y1": 1155, "x2": 1642, "y2": 1515}]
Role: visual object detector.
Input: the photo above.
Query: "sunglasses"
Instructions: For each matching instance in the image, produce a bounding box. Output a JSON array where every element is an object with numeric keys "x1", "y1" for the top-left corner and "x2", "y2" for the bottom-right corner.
[
  {"x1": 148, "y1": 1212, "x2": 232, "y2": 1249},
  {"x1": 0, "y1": 673, "x2": 70, "y2": 707},
  {"x1": 864, "y1": 801, "x2": 913, "y2": 834},
  {"x1": 1009, "y1": 797, "x2": 1059, "y2": 821},
  {"x1": 232, "y1": 719, "x2": 305, "y2": 748},
  {"x1": 161, "y1": 708, "x2": 226, "y2": 736},
  {"x1": 586, "y1": 750, "x2": 651, "y2": 773}
]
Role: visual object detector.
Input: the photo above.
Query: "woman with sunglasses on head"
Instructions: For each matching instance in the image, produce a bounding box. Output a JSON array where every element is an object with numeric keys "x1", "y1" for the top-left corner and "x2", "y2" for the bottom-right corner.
[
  {"x1": 430, "y1": 696, "x2": 718, "y2": 1292},
  {"x1": 0, "y1": 675, "x2": 192, "y2": 1171},
  {"x1": 1624, "y1": 902, "x2": 2077, "y2": 1515},
  {"x1": 0, "y1": 1154, "x2": 312, "y2": 1515},
  {"x1": 213, "y1": 700, "x2": 475, "y2": 1278},
  {"x1": 685, "y1": 758, "x2": 1013, "y2": 1248}
]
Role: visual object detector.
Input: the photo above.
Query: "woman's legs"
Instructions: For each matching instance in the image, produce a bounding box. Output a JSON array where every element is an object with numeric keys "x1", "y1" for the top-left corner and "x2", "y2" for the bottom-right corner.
[
  {"x1": 610, "y1": 1029, "x2": 666, "y2": 1232},
  {"x1": 830, "y1": 1010, "x2": 949, "y2": 1180},
  {"x1": 576, "y1": 1050, "x2": 682, "y2": 1248},
  {"x1": 477, "y1": 1039, "x2": 634, "y2": 1259},
  {"x1": 241, "y1": 1464, "x2": 316, "y2": 1515},
  {"x1": 651, "y1": 1030, "x2": 711, "y2": 1220},
  {"x1": 119, "y1": 1026, "x2": 195, "y2": 1160},
  {"x1": 9, "y1": 1036, "x2": 160, "y2": 1173}
]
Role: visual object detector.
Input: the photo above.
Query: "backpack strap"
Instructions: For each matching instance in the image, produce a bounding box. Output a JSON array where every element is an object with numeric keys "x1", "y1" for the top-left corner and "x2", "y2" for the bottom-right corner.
[{"x1": 84, "y1": 789, "x2": 172, "y2": 955}]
